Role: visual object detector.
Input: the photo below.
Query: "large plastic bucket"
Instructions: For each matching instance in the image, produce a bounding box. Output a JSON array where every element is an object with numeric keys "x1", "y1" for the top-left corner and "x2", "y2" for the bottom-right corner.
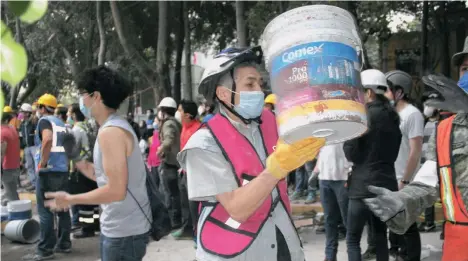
[
  {"x1": 4, "y1": 219, "x2": 40, "y2": 244},
  {"x1": 261, "y1": 5, "x2": 367, "y2": 144},
  {"x1": 7, "y1": 200, "x2": 33, "y2": 220}
]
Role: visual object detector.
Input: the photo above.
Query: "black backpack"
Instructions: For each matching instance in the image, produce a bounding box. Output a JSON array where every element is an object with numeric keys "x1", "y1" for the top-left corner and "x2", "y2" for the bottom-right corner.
[{"x1": 127, "y1": 165, "x2": 172, "y2": 241}]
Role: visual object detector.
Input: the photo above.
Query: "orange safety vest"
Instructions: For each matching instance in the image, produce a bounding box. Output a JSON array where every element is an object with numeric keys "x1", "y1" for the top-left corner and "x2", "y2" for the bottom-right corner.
[{"x1": 436, "y1": 115, "x2": 468, "y2": 261}]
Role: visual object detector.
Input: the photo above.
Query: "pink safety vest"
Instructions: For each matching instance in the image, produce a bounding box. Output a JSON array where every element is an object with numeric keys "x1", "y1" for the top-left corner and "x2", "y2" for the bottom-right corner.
[{"x1": 199, "y1": 109, "x2": 292, "y2": 258}]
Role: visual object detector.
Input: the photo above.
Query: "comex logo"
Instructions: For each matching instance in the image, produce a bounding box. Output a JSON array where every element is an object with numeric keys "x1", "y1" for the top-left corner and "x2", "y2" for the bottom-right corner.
[{"x1": 282, "y1": 43, "x2": 324, "y2": 64}]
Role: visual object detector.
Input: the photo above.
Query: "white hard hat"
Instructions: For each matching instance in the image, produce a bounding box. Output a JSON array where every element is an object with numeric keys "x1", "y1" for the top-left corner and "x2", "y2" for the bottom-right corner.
[
  {"x1": 158, "y1": 97, "x2": 177, "y2": 109},
  {"x1": 198, "y1": 46, "x2": 263, "y2": 102},
  {"x1": 361, "y1": 69, "x2": 388, "y2": 94},
  {"x1": 20, "y1": 103, "x2": 33, "y2": 112}
]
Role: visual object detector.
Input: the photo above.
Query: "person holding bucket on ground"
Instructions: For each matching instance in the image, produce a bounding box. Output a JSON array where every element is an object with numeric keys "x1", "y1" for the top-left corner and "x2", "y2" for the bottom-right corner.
[
  {"x1": 364, "y1": 38, "x2": 468, "y2": 261},
  {"x1": 343, "y1": 69, "x2": 402, "y2": 261},
  {"x1": 177, "y1": 46, "x2": 325, "y2": 261}
]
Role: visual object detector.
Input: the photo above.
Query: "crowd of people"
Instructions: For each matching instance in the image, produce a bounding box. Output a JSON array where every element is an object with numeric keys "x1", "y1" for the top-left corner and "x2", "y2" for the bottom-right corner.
[{"x1": 0, "y1": 37, "x2": 467, "y2": 261}]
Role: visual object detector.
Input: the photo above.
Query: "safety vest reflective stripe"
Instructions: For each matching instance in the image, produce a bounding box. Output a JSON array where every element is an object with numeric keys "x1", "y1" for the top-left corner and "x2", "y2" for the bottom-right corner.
[{"x1": 439, "y1": 167, "x2": 456, "y2": 222}]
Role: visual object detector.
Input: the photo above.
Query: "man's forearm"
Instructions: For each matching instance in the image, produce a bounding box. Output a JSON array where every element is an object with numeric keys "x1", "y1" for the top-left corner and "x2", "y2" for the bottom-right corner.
[
  {"x1": 40, "y1": 140, "x2": 52, "y2": 166},
  {"x1": 75, "y1": 161, "x2": 96, "y2": 181},
  {"x1": 216, "y1": 170, "x2": 279, "y2": 223},
  {"x1": 68, "y1": 184, "x2": 123, "y2": 205},
  {"x1": 403, "y1": 148, "x2": 421, "y2": 181}
]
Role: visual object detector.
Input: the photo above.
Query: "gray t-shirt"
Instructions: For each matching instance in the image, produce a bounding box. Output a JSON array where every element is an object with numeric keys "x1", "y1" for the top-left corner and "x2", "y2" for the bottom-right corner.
[
  {"x1": 177, "y1": 109, "x2": 304, "y2": 261},
  {"x1": 72, "y1": 123, "x2": 89, "y2": 152},
  {"x1": 93, "y1": 114, "x2": 151, "y2": 238}
]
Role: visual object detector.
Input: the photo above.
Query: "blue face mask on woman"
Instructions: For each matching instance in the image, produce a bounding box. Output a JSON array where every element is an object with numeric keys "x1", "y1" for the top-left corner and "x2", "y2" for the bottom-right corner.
[{"x1": 232, "y1": 91, "x2": 265, "y2": 119}]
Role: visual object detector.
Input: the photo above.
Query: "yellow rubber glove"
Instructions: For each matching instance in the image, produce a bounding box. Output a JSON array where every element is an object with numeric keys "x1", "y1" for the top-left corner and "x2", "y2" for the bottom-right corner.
[{"x1": 266, "y1": 137, "x2": 326, "y2": 180}]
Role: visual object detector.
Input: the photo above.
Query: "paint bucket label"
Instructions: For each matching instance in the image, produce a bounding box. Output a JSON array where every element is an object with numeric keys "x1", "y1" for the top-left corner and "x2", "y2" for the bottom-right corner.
[{"x1": 269, "y1": 41, "x2": 365, "y2": 130}]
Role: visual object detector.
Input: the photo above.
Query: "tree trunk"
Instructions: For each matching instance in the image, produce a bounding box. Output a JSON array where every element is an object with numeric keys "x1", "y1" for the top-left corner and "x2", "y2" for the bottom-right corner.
[
  {"x1": 85, "y1": 22, "x2": 95, "y2": 68},
  {"x1": 172, "y1": 2, "x2": 184, "y2": 103},
  {"x1": 438, "y1": 2, "x2": 450, "y2": 76},
  {"x1": 97, "y1": 1, "x2": 106, "y2": 66},
  {"x1": 420, "y1": 0, "x2": 428, "y2": 77},
  {"x1": 156, "y1": 0, "x2": 171, "y2": 97},
  {"x1": 110, "y1": 1, "x2": 160, "y2": 102},
  {"x1": 9, "y1": 17, "x2": 23, "y2": 107},
  {"x1": 235, "y1": 1, "x2": 247, "y2": 47},
  {"x1": 183, "y1": 1, "x2": 192, "y2": 101}
]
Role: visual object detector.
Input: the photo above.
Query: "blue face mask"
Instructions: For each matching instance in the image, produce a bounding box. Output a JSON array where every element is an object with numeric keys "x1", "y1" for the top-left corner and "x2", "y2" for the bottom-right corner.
[
  {"x1": 67, "y1": 116, "x2": 74, "y2": 125},
  {"x1": 233, "y1": 91, "x2": 265, "y2": 119},
  {"x1": 79, "y1": 97, "x2": 92, "y2": 119},
  {"x1": 458, "y1": 72, "x2": 468, "y2": 94}
]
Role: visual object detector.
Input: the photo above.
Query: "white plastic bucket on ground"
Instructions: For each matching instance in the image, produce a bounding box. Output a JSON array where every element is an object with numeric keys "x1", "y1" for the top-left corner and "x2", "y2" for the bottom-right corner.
[
  {"x1": 4, "y1": 219, "x2": 40, "y2": 244},
  {"x1": 7, "y1": 200, "x2": 33, "y2": 220},
  {"x1": 261, "y1": 5, "x2": 367, "y2": 144}
]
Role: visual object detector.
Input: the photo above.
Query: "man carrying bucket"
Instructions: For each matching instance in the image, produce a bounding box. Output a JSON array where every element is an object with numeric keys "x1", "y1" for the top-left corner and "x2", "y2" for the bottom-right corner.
[
  {"x1": 364, "y1": 37, "x2": 468, "y2": 261},
  {"x1": 177, "y1": 46, "x2": 325, "y2": 261}
]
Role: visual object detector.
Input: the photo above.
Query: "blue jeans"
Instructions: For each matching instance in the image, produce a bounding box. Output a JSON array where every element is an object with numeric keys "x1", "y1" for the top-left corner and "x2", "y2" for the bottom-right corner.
[
  {"x1": 346, "y1": 199, "x2": 388, "y2": 261},
  {"x1": 295, "y1": 161, "x2": 317, "y2": 194},
  {"x1": 320, "y1": 180, "x2": 348, "y2": 260},
  {"x1": 24, "y1": 146, "x2": 37, "y2": 186},
  {"x1": 100, "y1": 232, "x2": 149, "y2": 261},
  {"x1": 36, "y1": 172, "x2": 71, "y2": 255}
]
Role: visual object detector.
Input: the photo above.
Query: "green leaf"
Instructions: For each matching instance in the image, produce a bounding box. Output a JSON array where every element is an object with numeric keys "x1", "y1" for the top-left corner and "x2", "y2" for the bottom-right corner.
[
  {"x1": 1, "y1": 21, "x2": 28, "y2": 87},
  {"x1": 8, "y1": 0, "x2": 48, "y2": 24}
]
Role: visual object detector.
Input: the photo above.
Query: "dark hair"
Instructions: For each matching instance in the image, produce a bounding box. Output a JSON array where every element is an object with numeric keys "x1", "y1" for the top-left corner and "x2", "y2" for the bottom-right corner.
[
  {"x1": 71, "y1": 103, "x2": 85, "y2": 122},
  {"x1": 76, "y1": 66, "x2": 132, "y2": 110},
  {"x1": 56, "y1": 107, "x2": 68, "y2": 122},
  {"x1": 147, "y1": 109, "x2": 154, "y2": 114},
  {"x1": 206, "y1": 103, "x2": 216, "y2": 114},
  {"x1": 1, "y1": 112, "x2": 13, "y2": 124},
  {"x1": 39, "y1": 104, "x2": 55, "y2": 114},
  {"x1": 180, "y1": 100, "x2": 198, "y2": 119},
  {"x1": 159, "y1": 107, "x2": 176, "y2": 117}
]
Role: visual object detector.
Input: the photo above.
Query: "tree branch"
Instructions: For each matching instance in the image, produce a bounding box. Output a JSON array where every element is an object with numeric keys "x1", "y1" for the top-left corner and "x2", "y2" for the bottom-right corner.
[{"x1": 97, "y1": 1, "x2": 106, "y2": 65}]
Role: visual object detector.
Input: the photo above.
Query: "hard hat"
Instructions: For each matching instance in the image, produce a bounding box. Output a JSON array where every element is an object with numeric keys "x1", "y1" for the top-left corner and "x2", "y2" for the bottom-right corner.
[
  {"x1": 158, "y1": 97, "x2": 177, "y2": 109},
  {"x1": 264, "y1": 94, "x2": 276, "y2": 104},
  {"x1": 198, "y1": 46, "x2": 263, "y2": 102},
  {"x1": 37, "y1": 93, "x2": 58, "y2": 108},
  {"x1": 452, "y1": 36, "x2": 468, "y2": 67},
  {"x1": 57, "y1": 103, "x2": 65, "y2": 108},
  {"x1": 3, "y1": 106, "x2": 13, "y2": 113},
  {"x1": 385, "y1": 70, "x2": 413, "y2": 94},
  {"x1": 361, "y1": 69, "x2": 388, "y2": 94},
  {"x1": 20, "y1": 103, "x2": 33, "y2": 112}
]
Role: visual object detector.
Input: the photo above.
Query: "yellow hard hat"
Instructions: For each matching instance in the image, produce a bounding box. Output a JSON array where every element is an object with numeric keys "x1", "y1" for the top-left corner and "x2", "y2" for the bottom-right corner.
[
  {"x1": 57, "y1": 103, "x2": 65, "y2": 108},
  {"x1": 3, "y1": 106, "x2": 13, "y2": 113},
  {"x1": 264, "y1": 94, "x2": 276, "y2": 104},
  {"x1": 37, "y1": 94, "x2": 58, "y2": 108}
]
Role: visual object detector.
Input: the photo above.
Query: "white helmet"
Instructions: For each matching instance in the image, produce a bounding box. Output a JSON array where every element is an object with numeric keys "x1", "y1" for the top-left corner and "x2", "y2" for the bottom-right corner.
[
  {"x1": 158, "y1": 97, "x2": 177, "y2": 109},
  {"x1": 198, "y1": 46, "x2": 263, "y2": 102},
  {"x1": 361, "y1": 69, "x2": 388, "y2": 94},
  {"x1": 20, "y1": 103, "x2": 33, "y2": 112}
]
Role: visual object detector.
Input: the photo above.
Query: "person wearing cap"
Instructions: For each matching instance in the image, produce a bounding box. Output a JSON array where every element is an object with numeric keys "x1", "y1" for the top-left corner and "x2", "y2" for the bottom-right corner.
[
  {"x1": 344, "y1": 69, "x2": 402, "y2": 261},
  {"x1": 156, "y1": 97, "x2": 183, "y2": 230},
  {"x1": 364, "y1": 37, "x2": 468, "y2": 261},
  {"x1": 264, "y1": 93, "x2": 276, "y2": 112},
  {"x1": 177, "y1": 46, "x2": 324, "y2": 261},
  {"x1": 22, "y1": 93, "x2": 72, "y2": 261},
  {"x1": 19, "y1": 103, "x2": 38, "y2": 190},
  {"x1": 384, "y1": 70, "x2": 424, "y2": 261},
  {"x1": 1, "y1": 110, "x2": 21, "y2": 206},
  {"x1": 3, "y1": 106, "x2": 21, "y2": 129}
]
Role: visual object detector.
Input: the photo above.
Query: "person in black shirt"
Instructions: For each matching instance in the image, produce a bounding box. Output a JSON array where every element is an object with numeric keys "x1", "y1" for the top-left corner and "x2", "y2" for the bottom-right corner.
[{"x1": 344, "y1": 70, "x2": 402, "y2": 261}]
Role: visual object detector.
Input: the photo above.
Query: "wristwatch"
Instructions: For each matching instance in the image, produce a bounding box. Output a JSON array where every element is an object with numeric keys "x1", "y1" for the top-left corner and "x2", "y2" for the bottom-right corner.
[{"x1": 400, "y1": 180, "x2": 410, "y2": 185}]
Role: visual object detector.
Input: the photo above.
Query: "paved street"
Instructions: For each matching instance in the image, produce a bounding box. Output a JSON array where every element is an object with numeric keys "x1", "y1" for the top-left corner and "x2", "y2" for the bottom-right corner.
[{"x1": 1, "y1": 226, "x2": 443, "y2": 261}]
